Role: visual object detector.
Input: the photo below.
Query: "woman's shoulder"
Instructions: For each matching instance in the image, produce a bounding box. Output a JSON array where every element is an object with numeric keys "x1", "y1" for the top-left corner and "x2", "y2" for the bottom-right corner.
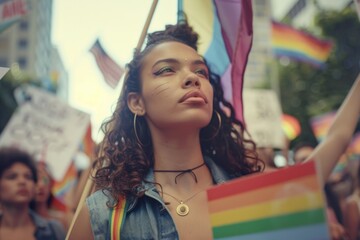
[
  {"x1": 30, "y1": 210, "x2": 66, "y2": 240},
  {"x1": 87, "y1": 189, "x2": 114, "y2": 206}
]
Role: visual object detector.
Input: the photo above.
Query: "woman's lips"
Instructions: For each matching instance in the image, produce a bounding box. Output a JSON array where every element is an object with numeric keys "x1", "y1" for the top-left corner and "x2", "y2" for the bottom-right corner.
[{"x1": 179, "y1": 90, "x2": 208, "y2": 104}]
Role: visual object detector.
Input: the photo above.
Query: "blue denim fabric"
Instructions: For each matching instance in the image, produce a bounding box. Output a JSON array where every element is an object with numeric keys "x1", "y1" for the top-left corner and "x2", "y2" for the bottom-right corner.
[
  {"x1": 86, "y1": 156, "x2": 231, "y2": 240},
  {"x1": 30, "y1": 210, "x2": 66, "y2": 240}
]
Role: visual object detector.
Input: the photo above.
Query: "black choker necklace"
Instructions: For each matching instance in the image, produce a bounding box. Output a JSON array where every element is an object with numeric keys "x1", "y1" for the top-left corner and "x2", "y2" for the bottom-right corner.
[{"x1": 154, "y1": 162, "x2": 206, "y2": 184}]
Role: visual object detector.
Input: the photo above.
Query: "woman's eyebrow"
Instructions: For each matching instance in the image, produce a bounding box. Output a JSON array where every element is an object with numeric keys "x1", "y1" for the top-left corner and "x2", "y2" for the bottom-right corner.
[
  {"x1": 152, "y1": 58, "x2": 206, "y2": 68},
  {"x1": 152, "y1": 58, "x2": 179, "y2": 68}
]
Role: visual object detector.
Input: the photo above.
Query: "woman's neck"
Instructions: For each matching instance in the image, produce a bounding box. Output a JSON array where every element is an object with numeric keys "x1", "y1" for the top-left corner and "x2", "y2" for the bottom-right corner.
[
  {"x1": 0, "y1": 205, "x2": 32, "y2": 228},
  {"x1": 33, "y1": 202, "x2": 49, "y2": 218},
  {"x1": 150, "y1": 127, "x2": 213, "y2": 189}
]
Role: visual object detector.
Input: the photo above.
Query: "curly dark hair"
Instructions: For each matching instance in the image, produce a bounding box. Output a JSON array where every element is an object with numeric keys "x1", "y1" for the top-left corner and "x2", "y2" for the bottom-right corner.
[
  {"x1": 0, "y1": 146, "x2": 38, "y2": 183},
  {"x1": 93, "y1": 21, "x2": 262, "y2": 204}
]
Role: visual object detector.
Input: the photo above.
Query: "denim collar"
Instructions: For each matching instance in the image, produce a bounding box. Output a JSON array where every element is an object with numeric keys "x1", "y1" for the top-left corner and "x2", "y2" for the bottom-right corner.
[{"x1": 126, "y1": 156, "x2": 231, "y2": 213}]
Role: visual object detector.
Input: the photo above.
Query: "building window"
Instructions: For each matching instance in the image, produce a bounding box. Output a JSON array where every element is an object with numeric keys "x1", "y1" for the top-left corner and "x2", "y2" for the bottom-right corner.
[
  {"x1": 0, "y1": 58, "x2": 8, "y2": 67},
  {"x1": 18, "y1": 20, "x2": 29, "y2": 31},
  {"x1": 18, "y1": 39, "x2": 28, "y2": 49},
  {"x1": 17, "y1": 57, "x2": 27, "y2": 68}
]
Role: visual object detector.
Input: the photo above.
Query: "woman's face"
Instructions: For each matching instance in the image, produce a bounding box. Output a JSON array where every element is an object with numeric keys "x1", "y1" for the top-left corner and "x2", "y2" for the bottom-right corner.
[
  {"x1": 35, "y1": 166, "x2": 51, "y2": 204},
  {"x1": 138, "y1": 41, "x2": 214, "y2": 132},
  {"x1": 0, "y1": 163, "x2": 35, "y2": 206}
]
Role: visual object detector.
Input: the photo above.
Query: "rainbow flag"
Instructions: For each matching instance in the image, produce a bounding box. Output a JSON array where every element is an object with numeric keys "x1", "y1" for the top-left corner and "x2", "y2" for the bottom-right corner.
[
  {"x1": 179, "y1": 0, "x2": 253, "y2": 123},
  {"x1": 310, "y1": 111, "x2": 336, "y2": 142},
  {"x1": 207, "y1": 161, "x2": 330, "y2": 239},
  {"x1": 271, "y1": 21, "x2": 333, "y2": 68},
  {"x1": 282, "y1": 114, "x2": 301, "y2": 140},
  {"x1": 51, "y1": 124, "x2": 94, "y2": 210},
  {"x1": 52, "y1": 161, "x2": 77, "y2": 202}
]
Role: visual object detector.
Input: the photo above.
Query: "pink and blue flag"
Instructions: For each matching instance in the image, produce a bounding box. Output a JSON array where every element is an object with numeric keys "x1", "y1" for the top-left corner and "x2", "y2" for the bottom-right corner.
[{"x1": 179, "y1": 0, "x2": 253, "y2": 124}]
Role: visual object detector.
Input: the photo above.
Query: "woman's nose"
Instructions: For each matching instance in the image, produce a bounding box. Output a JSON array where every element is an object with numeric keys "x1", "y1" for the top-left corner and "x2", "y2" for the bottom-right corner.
[{"x1": 183, "y1": 73, "x2": 201, "y2": 88}]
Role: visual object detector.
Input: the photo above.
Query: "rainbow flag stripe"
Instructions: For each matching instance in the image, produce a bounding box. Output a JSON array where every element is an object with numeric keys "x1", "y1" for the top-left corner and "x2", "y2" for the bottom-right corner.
[
  {"x1": 110, "y1": 198, "x2": 127, "y2": 240},
  {"x1": 207, "y1": 161, "x2": 330, "y2": 239},
  {"x1": 272, "y1": 21, "x2": 333, "y2": 67},
  {"x1": 310, "y1": 111, "x2": 336, "y2": 142},
  {"x1": 282, "y1": 114, "x2": 301, "y2": 140}
]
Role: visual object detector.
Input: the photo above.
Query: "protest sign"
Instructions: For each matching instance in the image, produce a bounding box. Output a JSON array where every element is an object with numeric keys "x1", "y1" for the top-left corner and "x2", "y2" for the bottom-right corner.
[
  {"x1": 0, "y1": 67, "x2": 9, "y2": 79},
  {"x1": 0, "y1": 86, "x2": 90, "y2": 181},
  {"x1": 243, "y1": 89, "x2": 285, "y2": 149}
]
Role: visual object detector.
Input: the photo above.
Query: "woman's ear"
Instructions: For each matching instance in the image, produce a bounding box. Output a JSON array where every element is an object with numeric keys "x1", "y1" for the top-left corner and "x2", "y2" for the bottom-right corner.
[{"x1": 127, "y1": 92, "x2": 145, "y2": 116}]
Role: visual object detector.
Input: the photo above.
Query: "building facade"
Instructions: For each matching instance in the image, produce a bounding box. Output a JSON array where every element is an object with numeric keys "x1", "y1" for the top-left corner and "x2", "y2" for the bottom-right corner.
[{"x1": 0, "y1": 0, "x2": 68, "y2": 100}]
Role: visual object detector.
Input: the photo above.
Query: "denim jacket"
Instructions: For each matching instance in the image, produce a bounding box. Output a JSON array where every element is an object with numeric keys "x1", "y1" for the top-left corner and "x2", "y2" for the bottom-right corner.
[
  {"x1": 86, "y1": 157, "x2": 232, "y2": 240},
  {"x1": 0, "y1": 210, "x2": 65, "y2": 240}
]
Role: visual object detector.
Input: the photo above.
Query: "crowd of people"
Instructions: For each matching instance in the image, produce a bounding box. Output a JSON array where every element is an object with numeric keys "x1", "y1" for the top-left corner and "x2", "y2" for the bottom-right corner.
[{"x1": 0, "y1": 18, "x2": 360, "y2": 240}]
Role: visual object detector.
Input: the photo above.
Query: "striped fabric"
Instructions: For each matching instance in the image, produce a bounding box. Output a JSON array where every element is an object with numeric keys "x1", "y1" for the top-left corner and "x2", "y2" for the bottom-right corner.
[
  {"x1": 272, "y1": 21, "x2": 333, "y2": 68},
  {"x1": 180, "y1": 0, "x2": 253, "y2": 123},
  {"x1": 207, "y1": 161, "x2": 330, "y2": 239},
  {"x1": 89, "y1": 39, "x2": 124, "y2": 89},
  {"x1": 110, "y1": 198, "x2": 127, "y2": 240}
]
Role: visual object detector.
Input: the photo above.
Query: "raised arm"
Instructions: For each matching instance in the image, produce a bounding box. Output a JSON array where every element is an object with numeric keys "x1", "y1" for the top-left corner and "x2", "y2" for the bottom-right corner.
[{"x1": 306, "y1": 73, "x2": 360, "y2": 184}]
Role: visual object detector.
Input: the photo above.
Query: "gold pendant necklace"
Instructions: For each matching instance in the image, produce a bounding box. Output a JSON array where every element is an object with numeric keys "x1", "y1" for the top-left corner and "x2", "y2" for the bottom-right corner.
[{"x1": 161, "y1": 190, "x2": 204, "y2": 216}]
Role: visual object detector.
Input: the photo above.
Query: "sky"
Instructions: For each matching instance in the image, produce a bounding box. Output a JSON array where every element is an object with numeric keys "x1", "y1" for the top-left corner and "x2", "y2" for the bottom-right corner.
[
  {"x1": 52, "y1": 0, "x2": 178, "y2": 142},
  {"x1": 51, "y1": 0, "x2": 292, "y2": 143}
]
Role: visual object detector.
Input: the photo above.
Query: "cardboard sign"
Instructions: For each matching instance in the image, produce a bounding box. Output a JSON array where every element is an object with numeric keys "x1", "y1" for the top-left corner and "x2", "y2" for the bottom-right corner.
[
  {"x1": 243, "y1": 89, "x2": 285, "y2": 149},
  {"x1": 0, "y1": 67, "x2": 9, "y2": 79},
  {"x1": 0, "y1": 86, "x2": 90, "y2": 180}
]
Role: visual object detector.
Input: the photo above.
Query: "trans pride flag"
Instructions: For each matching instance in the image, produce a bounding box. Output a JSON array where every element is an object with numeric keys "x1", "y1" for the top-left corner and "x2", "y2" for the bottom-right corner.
[
  {"x1": 179, "y1": 0, "x2": 253, "y2": 123},
  {"x1": 207, "y1": 161, "x2": 330, "y2": 239},
  {"x1": 272, "y1": 21, "x2": 333, "y2": 68}
]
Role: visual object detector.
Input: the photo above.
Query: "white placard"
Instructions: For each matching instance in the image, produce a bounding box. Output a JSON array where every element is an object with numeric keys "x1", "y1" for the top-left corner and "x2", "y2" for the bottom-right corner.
[
  {"x1": 355, "y1": 0, "x2": 360, "y2": 21},
  {"x1": 0, "y1": 67, "x2": 9, "y2": 79},
  {"x1": 0, "y1": 86, "x2": 90, "y2": 180},
  {"x1": 243, "y1": 89, "x2": 285, "y2": 149}
]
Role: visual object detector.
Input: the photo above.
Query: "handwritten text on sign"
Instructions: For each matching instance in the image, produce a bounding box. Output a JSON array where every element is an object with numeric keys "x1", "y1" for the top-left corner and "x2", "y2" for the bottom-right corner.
[
  {"x1": 0, "y1": 86, "x2": 90, "y2": 181},
  {"x1": 243, "y1": 89, "x2": 285, "y2": 149}
]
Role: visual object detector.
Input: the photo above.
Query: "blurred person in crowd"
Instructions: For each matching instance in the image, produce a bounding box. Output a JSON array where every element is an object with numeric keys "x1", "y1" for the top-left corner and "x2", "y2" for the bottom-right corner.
[
  {"x1": 256, "y1": 147, "x2": 278, "y2": 172},
  {"x1": 293, "y1": 141, "x2": 316, "y2": 164},
  {"x1": 294, "y1": 141, "x2": 348, "y2": 238},
  {"x1": 31, "y1": 162, "x2": 74, "y2": 232},
  {"x1": 0, "y1": 147, "x2": 65, "y2": 240},
  {"x1": 343, "y1": 162, "x2": 360, "y2": 240},
  {"x1": 68, "y1": 21, "x2": 360, "y2": 239}
]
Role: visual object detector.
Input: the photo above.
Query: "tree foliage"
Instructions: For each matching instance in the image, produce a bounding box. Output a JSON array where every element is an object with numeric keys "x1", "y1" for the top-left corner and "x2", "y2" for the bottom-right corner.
[
  {"x1": 278, "y1": 7, "x2": 360, "y2": 148},
  {"x1": 0, "y1": 70, "x2": 41, "y2": 134}
]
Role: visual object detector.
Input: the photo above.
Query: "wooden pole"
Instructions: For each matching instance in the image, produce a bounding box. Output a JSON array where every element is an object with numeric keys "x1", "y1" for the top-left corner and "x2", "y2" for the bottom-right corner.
[
  {"x1": 65, "y1": 1, "x2": 159, "y2": 239},
  {"x1": 135, "y1": 0, "x2": 159, "y2": 54}
]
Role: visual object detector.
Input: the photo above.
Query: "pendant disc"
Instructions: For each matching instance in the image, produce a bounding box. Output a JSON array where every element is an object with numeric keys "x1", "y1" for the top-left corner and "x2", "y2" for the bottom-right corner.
[{"x1": 176, "y1": 203, "x2": 189, "y2": 216}]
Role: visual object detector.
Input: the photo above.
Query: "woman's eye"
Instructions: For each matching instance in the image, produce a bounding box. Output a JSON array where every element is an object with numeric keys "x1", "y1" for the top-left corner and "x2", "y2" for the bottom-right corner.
[
  {"x1": 195, "y1": 69, "x2": 209, "y2": 79},
  {"x1": 154, "y1": 67, "x2": 174, "y2": 76},
  {"x1": 25, "y1": 173, "x2": 34, "y2": 181},
  {"x1": 4, "y1": 173, "x2": 16, "y2": 180}
]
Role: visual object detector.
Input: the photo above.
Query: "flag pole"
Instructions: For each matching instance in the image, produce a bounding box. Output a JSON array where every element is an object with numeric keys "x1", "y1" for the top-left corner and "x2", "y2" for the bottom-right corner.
[
  {"x1": 65, "y1": 1, "x2": 159, "y2": 239},
  {"x1": 135, "y1": 0, "x2": 159, "y2": 54}
]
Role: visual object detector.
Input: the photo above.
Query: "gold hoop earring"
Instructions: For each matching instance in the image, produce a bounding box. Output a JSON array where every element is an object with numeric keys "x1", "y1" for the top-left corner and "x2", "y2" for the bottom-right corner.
[
  {"x1": 133, "y1": 113, "x2": 144, "y2": 146},
  {"x1": 203, "y1": 110, "x2": 222, "y2": 141}
]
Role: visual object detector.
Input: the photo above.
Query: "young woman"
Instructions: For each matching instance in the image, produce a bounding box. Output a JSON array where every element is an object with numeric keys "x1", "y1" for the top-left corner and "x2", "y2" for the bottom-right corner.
[
  {"x1": 0, "y1": 147, "x2": 65, "y2": 240},
  {"x1": 31, "y1": 162, "x2": 73, "y2": 232},
  {"x1": 68, "y1": 22, "x2": 360, "y2": 240}
]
